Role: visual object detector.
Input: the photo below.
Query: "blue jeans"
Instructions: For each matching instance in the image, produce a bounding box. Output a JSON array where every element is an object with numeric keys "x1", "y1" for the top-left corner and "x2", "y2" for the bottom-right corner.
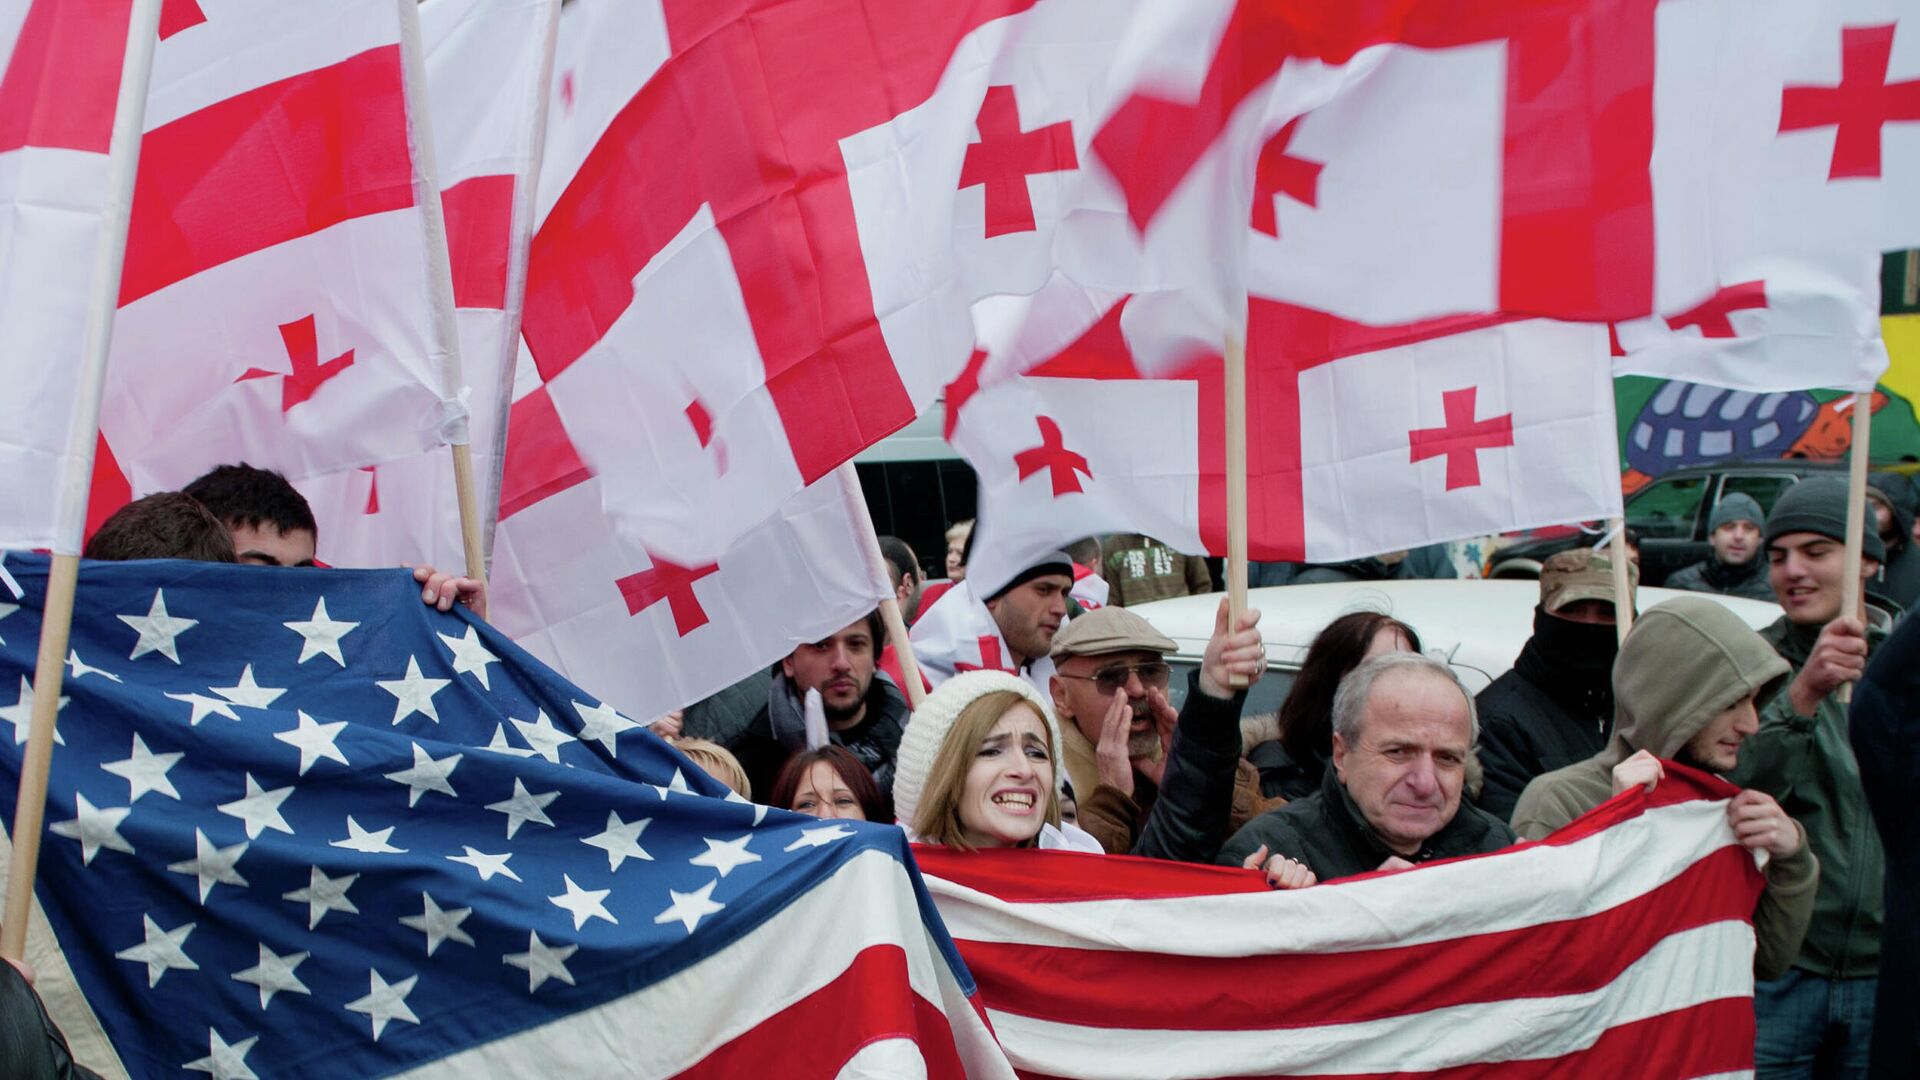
[{"x1": 1754, "y1": 968, "x2": 1877, "y2": 1079}]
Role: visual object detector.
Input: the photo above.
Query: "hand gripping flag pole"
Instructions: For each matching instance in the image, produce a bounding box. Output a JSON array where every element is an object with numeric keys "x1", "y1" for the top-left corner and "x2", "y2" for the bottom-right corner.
[
  {"x1": 1224, "y1": 331, "x2": 1251, "y2": 689},
  {"x1": 3, "y1": 0, "x2": 165, "y2": 963},
  {"x1": 395, "y1": 0, "x2": 488, "y2": 583},
  {"x1": 1839, "y1": 391, "x2": 1872, "y2": 705}
]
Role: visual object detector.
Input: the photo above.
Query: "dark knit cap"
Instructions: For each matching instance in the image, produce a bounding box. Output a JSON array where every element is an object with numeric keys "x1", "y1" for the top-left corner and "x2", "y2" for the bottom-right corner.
[
  {"x1": 1707, "y1": 492, "x2": 1765, "y2": 535},
  {"x1": 1764, "y1": 476, "x2": 1885, "y2": 563},
  {"x1": 985, "y1": 551, "x2": 1075, "y2": 601}
]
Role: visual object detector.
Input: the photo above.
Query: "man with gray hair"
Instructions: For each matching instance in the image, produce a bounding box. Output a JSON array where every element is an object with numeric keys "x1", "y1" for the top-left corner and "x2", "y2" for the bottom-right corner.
[{"x1": 1218, "y1": 652, "x2": 1515, "y2": 885}]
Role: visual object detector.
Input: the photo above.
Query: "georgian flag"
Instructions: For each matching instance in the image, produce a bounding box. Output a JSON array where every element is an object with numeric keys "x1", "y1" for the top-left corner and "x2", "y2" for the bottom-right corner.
[
  {"x1": 955, "y1": 295, "x2": 1622, "y2": 594},
  {"x1": 1615, "y1": 0, "x2": 1919, "y2": 393},
  {"x1": 488, "y1": 463, "x2": 895, "y2": 727},
  {"x1": 0, "y1": 0, "x2": 147, "y2": 552},
  {"x1": 292, "y1": 0, "x2": 560, "y2": 571},
  {"x1": 96, "y1": 1, "x2": 466, "y2": 500}
]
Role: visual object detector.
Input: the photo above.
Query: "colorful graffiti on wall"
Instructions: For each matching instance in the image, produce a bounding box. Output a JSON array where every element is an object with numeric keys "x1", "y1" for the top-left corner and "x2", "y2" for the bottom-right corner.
[{"x1": 1614, "y1": 314, "x2": 1920, "y2": 492}]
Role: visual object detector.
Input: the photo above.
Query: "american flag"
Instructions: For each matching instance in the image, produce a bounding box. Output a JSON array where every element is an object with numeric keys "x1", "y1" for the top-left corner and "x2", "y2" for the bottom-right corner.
[
  {"x1": 918, "y1": 769, "x2": 1768, "y2": 1079},
  {"x1": 0, "y1": 553, "x2": 1003, "y2": 1078}
]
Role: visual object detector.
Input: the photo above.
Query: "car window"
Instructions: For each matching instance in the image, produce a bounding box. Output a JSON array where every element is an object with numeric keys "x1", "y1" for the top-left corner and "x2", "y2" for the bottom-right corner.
[
  {"x1": 1717, "y1": 474, "x2": 1798, "y2": 516},
  {"x1": 1626, "y1": 474, "x2": 1709, "y2": 539},
  {"x1": 1164, "y1": 661, "x2": 1294, "y2": 719}
]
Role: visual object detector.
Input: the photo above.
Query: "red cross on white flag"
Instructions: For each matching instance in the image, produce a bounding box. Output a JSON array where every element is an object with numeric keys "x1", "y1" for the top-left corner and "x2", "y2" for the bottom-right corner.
[
  {"x1": 86, "y1": 0, "x2": 468, "y2": 522},
  {"x1": 953, "y1": 290, "x2": 1622, "y2": 588},
  {"x1": 1611, "y1": 1, "x2": 1915, "y2": 395},
  {"x1": 288, "y1": 0, "x2": 559, "y2": 573}
]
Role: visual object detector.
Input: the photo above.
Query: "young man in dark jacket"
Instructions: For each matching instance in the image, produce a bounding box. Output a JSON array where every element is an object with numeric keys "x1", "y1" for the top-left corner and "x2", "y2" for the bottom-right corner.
[
  {"x1": 1850, "y1": 606, "x2": 1920, "y2": 1078},
  {"x1": 1218, "y1": 652, "x2": 1513, "y2": 883},
  {"x1": 1667, "y1": 492, "x2": 1774, "y2": 601},
  {"x1": 731, "y1": 610, "x2": 908, "y2": 802},
  {"x1": 1474, "y1": 547, "x2": 1635, "y2": 822},
  {"x1": 1730, "y1": 476, "x2": 1887, "y2": 1077}
]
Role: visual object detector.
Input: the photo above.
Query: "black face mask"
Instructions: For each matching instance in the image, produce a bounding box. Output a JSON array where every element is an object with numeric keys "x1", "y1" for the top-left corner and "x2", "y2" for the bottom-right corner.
[{"x1": 1515, "y1": 605, "x2": 1618, "y2": 713}]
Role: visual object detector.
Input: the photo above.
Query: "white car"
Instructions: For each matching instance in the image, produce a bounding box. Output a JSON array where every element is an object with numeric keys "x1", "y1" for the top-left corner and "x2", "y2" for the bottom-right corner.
[{"x1": 1128, "y1": 579, "x2": 1782, "y2": 716}]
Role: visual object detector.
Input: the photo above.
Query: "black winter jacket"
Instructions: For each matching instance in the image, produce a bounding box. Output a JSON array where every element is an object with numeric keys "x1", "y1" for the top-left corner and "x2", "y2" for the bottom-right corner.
[
  {"x1": 1216, "y1": 767, "x2": 1514, "y2": 881},
  {"x1": 1126, "y1": 671, "x2": 1249, "y2": 862},
  {"x1": 1850, "y1": 611, "x2": 1919, "y2": 1077},
  {"x1": 1474, "y1": 666, "x2": 1611, "y2": 823}
]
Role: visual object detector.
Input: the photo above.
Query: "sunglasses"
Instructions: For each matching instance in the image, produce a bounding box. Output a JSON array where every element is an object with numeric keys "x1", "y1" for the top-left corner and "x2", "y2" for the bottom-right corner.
[{"x1": 1059, "y1": 661, "x2": 1172, "y2": 694}]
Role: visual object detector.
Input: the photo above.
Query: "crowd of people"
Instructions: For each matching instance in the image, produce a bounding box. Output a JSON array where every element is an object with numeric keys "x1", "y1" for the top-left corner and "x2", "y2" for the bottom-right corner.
[
  {"x1": 3, "y1": 464, "x2": 1916, "y2": 1078},
  {"x1": 685, "y1": 475, "x2": 1912, "y2": 1078}
]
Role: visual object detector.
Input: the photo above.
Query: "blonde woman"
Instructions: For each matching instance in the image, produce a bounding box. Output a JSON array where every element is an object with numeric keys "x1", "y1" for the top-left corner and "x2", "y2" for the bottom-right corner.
[{"x1": 892, "y1": 671, "x2": 1101, "y2": 852}]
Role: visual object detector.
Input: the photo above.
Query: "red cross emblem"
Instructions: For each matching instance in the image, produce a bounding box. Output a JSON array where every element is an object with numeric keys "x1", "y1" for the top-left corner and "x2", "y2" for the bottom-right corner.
[
  {"x1": 1780, "y1": 25, "x2": 1920, "y2": 180},
  {"x1": 522, "y1": 1, "x2": 1041, "y2": 485},
  {"x1": 617, "y1": 553, "x2": 722, "y2": 636},
  {"x1": 1014, "y1": 416, "x2": 1092, "y2": 496},
  {"x1": 958, "y1": 84, "x2": 1079, "y2": 238},
  {"x1": 942, "y1": 348, "x2": 990, "y2": 440},
  {"x1": 235, "y1": 314, "x2": 355, "y2": 413},
  {"x1": 953, "y1": 635, "x2": 1018, "y2": 675},
  {"x1": 1408, "y1": 387, "x2": 1514, "y2": 491},
  {"x1": 1251, "y1": 117, "x2": 1322, "y2": 238},
  {"x1": 1664, "y1": 280, "x2": 1768, "y2": 338}
]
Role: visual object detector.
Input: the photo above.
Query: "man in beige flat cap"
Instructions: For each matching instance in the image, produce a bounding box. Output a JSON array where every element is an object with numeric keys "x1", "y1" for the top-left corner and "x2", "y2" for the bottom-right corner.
[{"x1": 1049, "y1": 599, "x2": 1279, "y2": 862}]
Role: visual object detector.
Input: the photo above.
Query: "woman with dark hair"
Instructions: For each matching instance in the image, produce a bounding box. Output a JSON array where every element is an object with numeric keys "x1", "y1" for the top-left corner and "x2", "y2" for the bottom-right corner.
[
  {"x1": 770, "y1": 745, "x2": 889, "y2": 823},
  {"x1": 1248, "y1": 611, "x2": 1422, "y2": 800}
]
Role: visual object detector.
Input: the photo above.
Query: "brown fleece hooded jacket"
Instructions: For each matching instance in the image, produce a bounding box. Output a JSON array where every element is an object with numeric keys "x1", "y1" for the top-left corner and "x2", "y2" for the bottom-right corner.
[{"x1": 1510, "y1": 596, "x2": 1817, "y2": 980}]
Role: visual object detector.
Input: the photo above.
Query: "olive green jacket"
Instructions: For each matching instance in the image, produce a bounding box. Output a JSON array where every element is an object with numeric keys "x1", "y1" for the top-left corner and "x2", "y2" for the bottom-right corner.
[{"x1": 1727, "y1": 615, "x2": 1886, "y2": 979}]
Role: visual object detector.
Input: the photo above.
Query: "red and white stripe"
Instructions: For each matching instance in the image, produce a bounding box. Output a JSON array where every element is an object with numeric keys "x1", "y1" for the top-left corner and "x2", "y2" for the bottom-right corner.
[
  {"x1": 0, "y1": 0, "x2": 148, "y2": 551},
  {"x1": 95, "y1": 0, "x2": 465, "y2": 503},
  {"x1": 383, "y1": 848, "x2": 1013, "y2": 1079},
  {"x1": 917, "y1": 772, "x2": 1764, "y2": 1079}
]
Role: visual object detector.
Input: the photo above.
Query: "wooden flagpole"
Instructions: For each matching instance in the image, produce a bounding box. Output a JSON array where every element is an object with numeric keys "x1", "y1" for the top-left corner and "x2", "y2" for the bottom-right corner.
[
  {"x1": 3, "y1": 0, "x2": 164, "y2": 963},
  {"x1": 1839, "y1": 391, "x2": 1872, "y2": 704},
  {"x1": 395, "y1": 0, "x2": 487, "y2": 584},
  {"x1": 475, "y1": 0, "x2": 563, "y2": 564},
  {"x1": 1224, "y1": 334, "x2": 1251, "y2": 688},
  {"x1": 1609, "y1": 518, "x2": 1635, "y2": 644},
  {"x1": 835, "y1": 464, "x2": 927, "y2": 709}
]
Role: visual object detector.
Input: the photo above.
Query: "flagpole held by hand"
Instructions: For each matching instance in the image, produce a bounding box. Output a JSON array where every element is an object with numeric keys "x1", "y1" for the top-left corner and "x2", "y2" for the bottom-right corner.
[
  {"x1": 3, "y1": 0, "x2": 164, "y2": 964},
  {"x1": 396, "y1": 0, "x2": 488, "y2": 586},
  {"x1": 834, "y1": 464, "x2": 927, "y2": 709},
  {"x1": 1224, "y1": 334, "x2": 1251, "y2": 689},
  {"x1": 1839, "y1": 391, "x2": 1871, "y2": 704}
]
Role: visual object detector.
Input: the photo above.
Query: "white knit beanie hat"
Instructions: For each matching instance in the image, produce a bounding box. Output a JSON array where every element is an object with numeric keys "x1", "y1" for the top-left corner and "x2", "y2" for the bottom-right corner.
[{"x1": 892, "y1": 670, "x2": 1062, "y2": 832}]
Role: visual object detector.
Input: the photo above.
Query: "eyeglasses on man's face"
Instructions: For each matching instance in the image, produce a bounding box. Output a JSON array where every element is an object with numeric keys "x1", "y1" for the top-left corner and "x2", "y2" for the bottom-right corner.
[{"x1": 1059, "y1": 661, "x2": 1172, "y2": 695}]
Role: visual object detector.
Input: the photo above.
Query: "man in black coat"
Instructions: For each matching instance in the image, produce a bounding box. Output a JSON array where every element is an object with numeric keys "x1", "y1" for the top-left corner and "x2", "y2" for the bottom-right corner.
[
  {"x1": 1851, "y1": 603, "x2": 1920, "y2": 1077},
  {"x1": 1475, "y1": 547, "x2": 1636, "y2": 823},
  {"x1": 1218, "y1": 652, "x2": 1513, "y2": 883}
]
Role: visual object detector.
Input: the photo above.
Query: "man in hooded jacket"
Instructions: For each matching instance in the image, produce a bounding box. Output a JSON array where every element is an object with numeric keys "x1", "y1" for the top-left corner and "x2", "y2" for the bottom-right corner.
[
  {"x1": 1511, "y1": 596, "x2": 1817, "y2": 980},
  {"x1": 1475, "y1": 548, "x2": 1635, "y2": 822}
]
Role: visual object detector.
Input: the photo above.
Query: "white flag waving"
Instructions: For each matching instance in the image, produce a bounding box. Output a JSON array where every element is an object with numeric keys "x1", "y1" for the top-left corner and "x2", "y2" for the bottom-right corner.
[
  {"x1": 958, "y1": 297, "x2": 1623, "y2": 591},
  {"x1": 97, "y1": 0, "x2": 465, "y2": 506},
  {"x1": 294, "y1": 0, "x2": 558, "y2": 570},
  {"x1": 0, "y1": 0, "x2": 145, "y2": 551}
]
